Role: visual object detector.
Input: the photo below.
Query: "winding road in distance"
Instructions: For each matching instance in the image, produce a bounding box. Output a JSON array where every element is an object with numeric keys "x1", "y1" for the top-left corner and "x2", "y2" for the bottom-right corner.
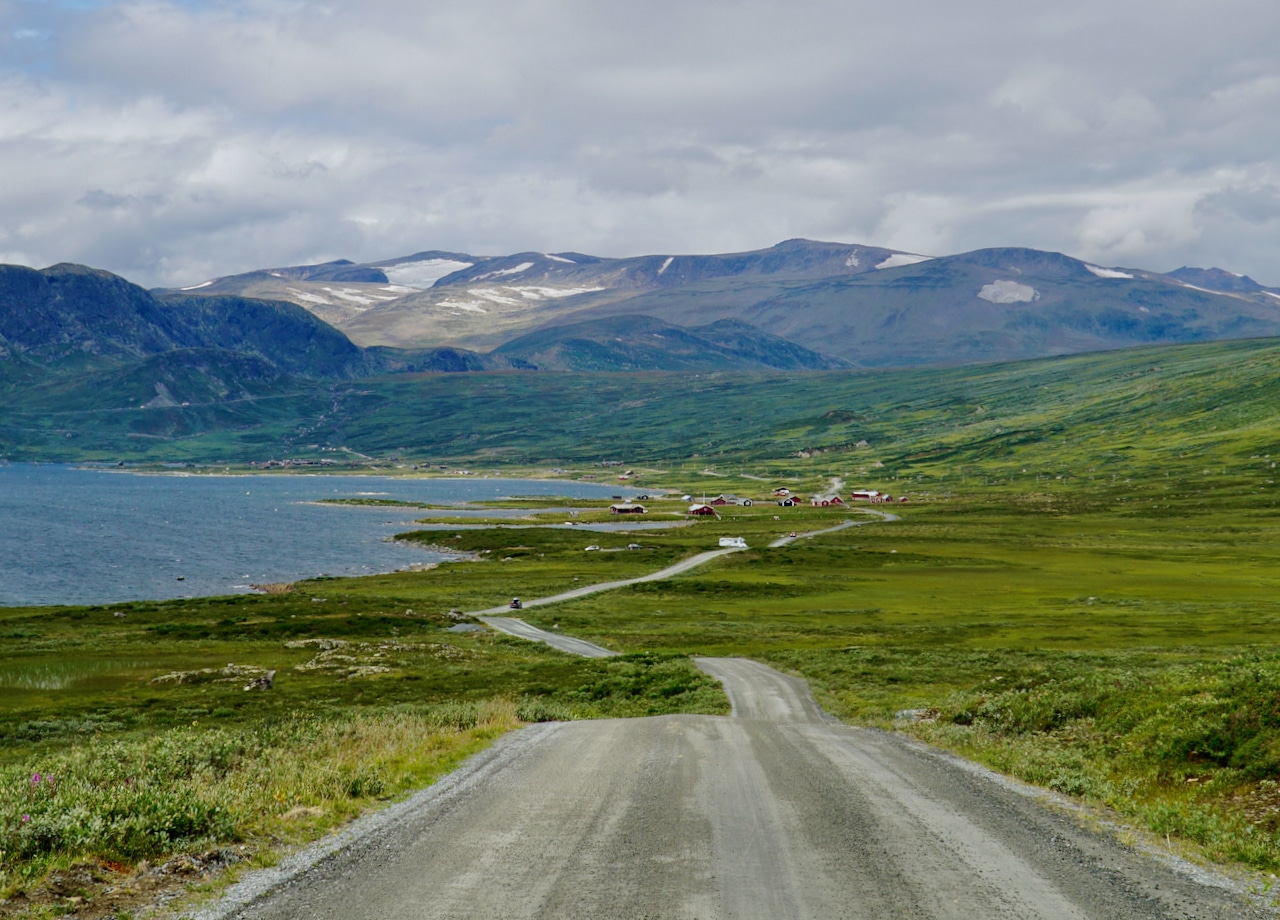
[
  {"x1": 476, "y1": 509, "x2": 900, "y2": 657},
  {"x1": 206, "y1": 658, "x2": 1264, "y2": 919}
]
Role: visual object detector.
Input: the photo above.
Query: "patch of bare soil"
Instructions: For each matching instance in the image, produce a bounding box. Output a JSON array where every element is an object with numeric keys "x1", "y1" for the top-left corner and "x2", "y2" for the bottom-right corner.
[{"x1": 0, "y1": 848, "x2": 248, "y2": 920}]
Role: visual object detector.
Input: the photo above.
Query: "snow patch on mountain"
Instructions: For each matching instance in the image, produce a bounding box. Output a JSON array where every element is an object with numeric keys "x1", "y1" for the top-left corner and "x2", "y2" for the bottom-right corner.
[
  {"x1": 1177, "y1": 281, "x2": 1248, "y2": 300},
  {"x1": 287, "y1": 289, "x2": 332, "y2": 305},
  {"x1": 476, "y1": 262, "x2": 535, "y2": 280},
  {"x1": 383, "y1": 259, "x2": 473, "y2": 289},
  {"x1": 544, "y1": 253, "x2": 576, "y2": 264},
  {"x1": 1085, "y1": 265, "x2": 1134, "y2": 279},
  {"x1": 510, "y1": 285, "x2": 604, "y2": 300},
  {"x1": 437, "y1": 283, "x2": 607, "y2": 313},
  {"x1": 322, "y1": 288, "x2": 380, "y2": 305},
  {"x1": 438, "y1": 298, "x2": 489, "y2": 313},
  {"x1": 845, "y1": 252, "x2": 860, "y2": 268},
  {"x1": 978, "y1": 280, "x2": 1039, "y2": 304},
  {"x1": 180, "y1": 280, "x2": 214, "y2": 291},
  {"x1": 658, "y1": 256, "x2": 674, "y2": 275},
  {"x1": 876, "y1": 253, "x2": 932, "y2": 269}
]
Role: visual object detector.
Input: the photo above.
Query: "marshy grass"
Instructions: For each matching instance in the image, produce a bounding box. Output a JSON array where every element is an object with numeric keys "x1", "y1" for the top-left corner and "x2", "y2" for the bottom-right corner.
[{"x1": 0, "y1": 659, "x2": 167, "y2": 693}]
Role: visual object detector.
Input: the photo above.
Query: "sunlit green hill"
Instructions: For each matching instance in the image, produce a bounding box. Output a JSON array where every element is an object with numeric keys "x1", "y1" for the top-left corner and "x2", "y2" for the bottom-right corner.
[{"x1": 3, "y1": 336, "x2": 1279, "y2": 496}]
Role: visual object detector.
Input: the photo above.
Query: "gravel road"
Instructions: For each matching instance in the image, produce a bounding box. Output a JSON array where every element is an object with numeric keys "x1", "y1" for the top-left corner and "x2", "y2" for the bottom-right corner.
[
  {"x1": 474, "y1": 548, "x2": 746, "y2": 656},
  {"x1": 474, "y1": 615, "x2": 617, "y2": 658},
  {"x1": 206, "y1": 659, "x2": 1269, "y2": 920},
  {"x1": 767, "y1": 508, "x2": 898, "y2": 547},
  {"x1": 477, "y1": 508, "x2": 897, "y2": 653},
  {"x1": 473, "y1": 547, "x2": 743, "y2": 616}
]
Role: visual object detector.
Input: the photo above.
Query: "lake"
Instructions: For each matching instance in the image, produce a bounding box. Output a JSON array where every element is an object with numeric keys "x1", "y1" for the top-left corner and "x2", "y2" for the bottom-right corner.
[{"x1": 0, "y1": 465, "x2": 622, "y2": 607}]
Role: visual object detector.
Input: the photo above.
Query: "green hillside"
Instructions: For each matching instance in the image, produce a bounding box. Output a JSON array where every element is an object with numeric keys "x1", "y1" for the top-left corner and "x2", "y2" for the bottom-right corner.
[
  {"x1": 4, "y1": 336, "x2": 1280, "y2": 491},
  {"x1": 491, "y1": 315, "x2": 845, "y2": 371}
]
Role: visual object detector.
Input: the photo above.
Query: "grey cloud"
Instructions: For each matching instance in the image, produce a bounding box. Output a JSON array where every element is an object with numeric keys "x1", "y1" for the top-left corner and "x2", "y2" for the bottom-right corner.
[
  {"x1": 1, "y1": 1, "x2": 1280, "y2": 286},
  {"x1": 78, "y1": 189, "x2": 167, "y2": 210},
  {"x1": 1197, "y1": 186, "x2": 1280, "y2": 225}
]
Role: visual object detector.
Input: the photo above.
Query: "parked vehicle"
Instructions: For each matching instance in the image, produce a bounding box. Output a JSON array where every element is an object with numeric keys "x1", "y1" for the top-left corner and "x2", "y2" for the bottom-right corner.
[{"x1": 509, "y1": 598, "x2": 522, "y2": 609}]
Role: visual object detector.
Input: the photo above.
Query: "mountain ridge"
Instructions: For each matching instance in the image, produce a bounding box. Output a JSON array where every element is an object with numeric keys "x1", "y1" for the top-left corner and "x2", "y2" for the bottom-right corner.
[{"x1": 157, "y1": 239, "x2": 1280, "y2": 367}]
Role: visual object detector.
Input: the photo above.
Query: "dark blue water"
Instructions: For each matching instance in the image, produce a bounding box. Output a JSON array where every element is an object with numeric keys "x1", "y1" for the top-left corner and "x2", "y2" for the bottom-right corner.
[{"x1": 0, "y1": 465, "x2": 621, "y2": 606}]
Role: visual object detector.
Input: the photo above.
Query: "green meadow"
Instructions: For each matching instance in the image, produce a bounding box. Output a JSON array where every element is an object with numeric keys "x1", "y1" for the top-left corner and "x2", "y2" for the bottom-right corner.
[{"x1": 5, "y1": 336, "x2": 1280, "y2": 911}]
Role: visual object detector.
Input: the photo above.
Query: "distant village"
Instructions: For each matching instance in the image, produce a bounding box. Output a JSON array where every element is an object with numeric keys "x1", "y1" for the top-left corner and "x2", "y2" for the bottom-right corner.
[{"x1": 609, "y1": 487, "x2": 907, "y2": 516}]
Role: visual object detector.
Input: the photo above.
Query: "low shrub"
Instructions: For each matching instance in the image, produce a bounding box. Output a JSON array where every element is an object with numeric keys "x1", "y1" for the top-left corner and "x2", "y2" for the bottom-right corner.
[{"x1": 0, "y1": 701, "x2": 517, "y2": 891}]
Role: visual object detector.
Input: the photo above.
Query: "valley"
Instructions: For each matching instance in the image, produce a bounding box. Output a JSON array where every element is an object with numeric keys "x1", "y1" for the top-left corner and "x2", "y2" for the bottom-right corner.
[{"x1": 5, "y1": 246, "x2": 1280, "y2": 917}]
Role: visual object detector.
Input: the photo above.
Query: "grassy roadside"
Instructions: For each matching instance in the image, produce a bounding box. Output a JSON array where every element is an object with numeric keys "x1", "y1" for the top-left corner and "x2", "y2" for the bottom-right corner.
[
  {"x1": 0, "y1": 555, "x2": 728, "y2": 916},
  {"x1": 1, "y1": 701, "x2": 517, "y2": 918},
  {"x1": 509, "y1": 494, "x2": 1280, "y2": 875}
]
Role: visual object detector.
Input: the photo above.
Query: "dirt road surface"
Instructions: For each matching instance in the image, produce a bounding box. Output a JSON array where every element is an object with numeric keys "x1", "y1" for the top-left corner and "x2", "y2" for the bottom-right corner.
[
  {"x1": 767, "y1": 508, "x2": 898, "y2": 547},
  {"x1": 473, "y1": 547, "x2": 743, "y2": 617},
  {"x1": 477, "y1": 508, "x2": 897, "y2": 653},
  {"x1": 204, "y1": 659, "x2": 1268, "y2": 920},
  {"x1": 474, "y1": 548, "x2": 747, "y2": 655},
  {"x1": 475, "y1": 616, "x2": 617, "y2": 658}
]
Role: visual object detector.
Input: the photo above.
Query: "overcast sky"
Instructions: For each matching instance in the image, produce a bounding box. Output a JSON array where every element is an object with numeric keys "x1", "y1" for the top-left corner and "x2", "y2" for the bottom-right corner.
[{"x1": 3, "y1": 1, "x2": 1280, "y2": 287}]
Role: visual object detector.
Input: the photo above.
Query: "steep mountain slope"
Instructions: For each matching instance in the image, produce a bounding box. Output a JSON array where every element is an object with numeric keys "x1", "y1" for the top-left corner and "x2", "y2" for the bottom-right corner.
[
  {"x1": 0, "y1": 262, "x2": 372, "y2": 376},
  {"x1": 0, "y1": 261, "x2": 505, "y2": 384},
  {"x1": 0, "y1": 263, "x2": 194, "y2": 363},
  {"x1": 157, "y1": 294, "x2": 373, "y2": 378},
  {"x1": 490, "y1": 315, "x2": 845, "y2": 371}
]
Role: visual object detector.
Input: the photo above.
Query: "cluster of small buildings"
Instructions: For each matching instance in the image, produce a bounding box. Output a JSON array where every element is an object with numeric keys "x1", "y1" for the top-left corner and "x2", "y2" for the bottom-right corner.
[
  {"x1": 607, "y1": 486, "x2": 907, "y2": 518},
  {"x1": 609, "y1": 502, "x2": 647, "y2": 514},
  {"x1": 848, "y1": 489, "x2": 907, "y2": 504},
  {"x1": 247, "y1": 458, "x2": 338, "y2": 469}
]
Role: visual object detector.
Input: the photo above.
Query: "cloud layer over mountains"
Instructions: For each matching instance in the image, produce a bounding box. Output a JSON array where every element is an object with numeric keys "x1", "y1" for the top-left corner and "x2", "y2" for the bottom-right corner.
[{"x1": 2, "y1": 1, "x2": 1280, "y2": 287}]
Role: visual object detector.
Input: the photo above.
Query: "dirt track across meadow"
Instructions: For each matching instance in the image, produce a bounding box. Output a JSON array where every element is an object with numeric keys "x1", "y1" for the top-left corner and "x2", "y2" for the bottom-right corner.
[
  {"x1": 475, "y1": 509, "x2": 899, "y2": 656},
  {"x1": 202, "y1": 658, "x2": 1269, "y2": 920}
]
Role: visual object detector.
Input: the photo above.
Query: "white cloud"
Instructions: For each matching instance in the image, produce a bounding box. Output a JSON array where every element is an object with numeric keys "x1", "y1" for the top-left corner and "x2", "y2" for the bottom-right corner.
[{"x1": 0, "y1": 1, "x2": 1279, "y2": 285}]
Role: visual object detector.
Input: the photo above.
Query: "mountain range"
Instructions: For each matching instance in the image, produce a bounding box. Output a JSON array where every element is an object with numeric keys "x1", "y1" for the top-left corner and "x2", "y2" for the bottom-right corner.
[
  {"x1": 158, "y1": 239, "x2": 1280, "y2": 368},
  {"x1": 5, "y1": 240, "x2": 1280, "y2": 460},
  {"x1": 2, "y1": 239, "x2": 1280, "y2": 404}
]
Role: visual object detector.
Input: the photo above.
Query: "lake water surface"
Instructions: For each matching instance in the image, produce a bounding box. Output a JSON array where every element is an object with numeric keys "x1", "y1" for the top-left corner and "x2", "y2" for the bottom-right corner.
[{"x1": 0, "y1": 465, "x2": 621, "y2": 607}]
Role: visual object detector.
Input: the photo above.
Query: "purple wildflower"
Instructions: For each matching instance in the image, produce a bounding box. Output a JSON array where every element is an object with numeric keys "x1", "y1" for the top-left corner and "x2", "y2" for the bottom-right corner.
[
  {"x1": 21, "y1": 814, "x2": 31, "y2": 823},
  {"x1": 31, "y1": 773, "x2": 41, "y2": 786}
]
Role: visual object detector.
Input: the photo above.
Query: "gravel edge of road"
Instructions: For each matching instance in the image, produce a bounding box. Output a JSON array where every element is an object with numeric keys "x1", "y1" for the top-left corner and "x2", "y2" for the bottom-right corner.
[
  {"x1": 187, "y1": 722, "x2": 563, "y2": 920},
  {"x1": 888, "y1": 730, "x2": 1280, "y2": 914}
]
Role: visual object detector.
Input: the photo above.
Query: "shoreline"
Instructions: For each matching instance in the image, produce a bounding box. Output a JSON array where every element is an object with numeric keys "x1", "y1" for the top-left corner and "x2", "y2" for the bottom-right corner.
[{"x1": 0, "y1": 467, "x2": 628, "y2": 610}]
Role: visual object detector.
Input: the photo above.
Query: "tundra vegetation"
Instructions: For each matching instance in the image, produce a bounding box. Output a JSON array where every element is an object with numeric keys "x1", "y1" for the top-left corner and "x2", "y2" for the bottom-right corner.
[{"x1": 4, "y1": 335, "x2": 1280, "y2": 913}]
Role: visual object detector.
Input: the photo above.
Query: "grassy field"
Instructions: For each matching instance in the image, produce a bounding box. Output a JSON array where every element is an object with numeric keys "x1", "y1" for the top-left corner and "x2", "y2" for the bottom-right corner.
[{"x1": 6, "y1": 336, "x2": 1280, "y2": 912}]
